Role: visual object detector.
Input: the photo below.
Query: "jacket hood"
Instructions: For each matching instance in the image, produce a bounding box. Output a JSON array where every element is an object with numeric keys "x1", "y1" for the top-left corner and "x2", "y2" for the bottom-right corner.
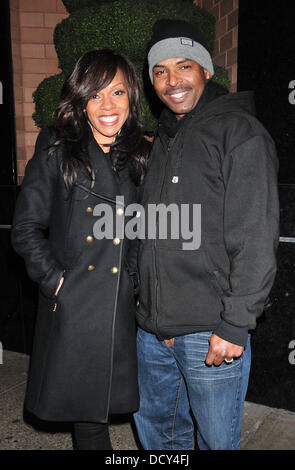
[
  {"x1": 200, "y1": 88, "x2": 256, "y2": 119},
  {"x1": 157, "y1": 81, "x2": 256, "y2": 138}
]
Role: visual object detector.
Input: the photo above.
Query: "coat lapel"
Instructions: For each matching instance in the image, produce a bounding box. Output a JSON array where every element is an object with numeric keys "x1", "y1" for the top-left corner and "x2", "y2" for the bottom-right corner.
[
  {"x1": 75, "y1": 129, "x2": 137, "y2": 207},
  {"x1": 87, "y1": 132, "x2": 121, "y2": 201}
]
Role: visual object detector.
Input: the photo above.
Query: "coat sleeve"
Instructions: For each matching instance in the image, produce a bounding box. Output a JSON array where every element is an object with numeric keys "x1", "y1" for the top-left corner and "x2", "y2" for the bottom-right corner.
[
  {"x1": 11, "y1": 128, "x2": 64, "y2": 298},
  {"x1": 213, "y1": 134, "x2": 280, "y2": 347}
]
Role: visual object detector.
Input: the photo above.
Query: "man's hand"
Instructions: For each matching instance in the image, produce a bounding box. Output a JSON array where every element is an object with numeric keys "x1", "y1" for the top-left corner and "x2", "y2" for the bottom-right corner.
[
  {"x1": 205, "y1": 333, "x2": 244, "y2": 366},
  {"x1": 164, "y1": 338, "x2": 175, "y2": 348}
]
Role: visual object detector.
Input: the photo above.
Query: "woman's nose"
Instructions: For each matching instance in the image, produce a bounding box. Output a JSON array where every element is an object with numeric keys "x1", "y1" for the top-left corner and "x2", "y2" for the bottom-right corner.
[{"x1": 100, "y1": 94, "x2": 114, "y2": 109}]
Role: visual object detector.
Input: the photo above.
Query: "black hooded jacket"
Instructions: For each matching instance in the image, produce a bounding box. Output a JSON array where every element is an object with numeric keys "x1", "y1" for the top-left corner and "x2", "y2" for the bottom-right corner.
[{"x1": 136, "y1": 82, "x2": 279, "y2": 347}]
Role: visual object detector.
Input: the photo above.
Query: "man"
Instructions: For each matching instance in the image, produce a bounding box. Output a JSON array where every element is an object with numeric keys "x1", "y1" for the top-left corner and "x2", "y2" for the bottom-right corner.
[{"x1": 134, "y1": 19, "x2": 279, "y2": 450}]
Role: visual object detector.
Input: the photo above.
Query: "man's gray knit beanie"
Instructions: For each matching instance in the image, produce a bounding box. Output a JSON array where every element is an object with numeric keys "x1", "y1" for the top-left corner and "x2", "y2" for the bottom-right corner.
[{"x1": 147, "y1": 19, "x2": 214, "y2": 83}]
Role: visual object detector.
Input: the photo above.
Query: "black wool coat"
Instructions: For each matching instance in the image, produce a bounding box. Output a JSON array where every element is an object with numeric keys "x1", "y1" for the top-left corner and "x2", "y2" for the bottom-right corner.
[{"x1": 11, "y1": 128, "x2": 140, "y2": 422}]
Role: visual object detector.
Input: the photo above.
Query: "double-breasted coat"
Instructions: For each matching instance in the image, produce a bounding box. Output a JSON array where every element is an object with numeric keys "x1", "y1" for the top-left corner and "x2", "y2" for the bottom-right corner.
[{"x1": 11, "y1": 128, "x2": 140, "y2": 422}]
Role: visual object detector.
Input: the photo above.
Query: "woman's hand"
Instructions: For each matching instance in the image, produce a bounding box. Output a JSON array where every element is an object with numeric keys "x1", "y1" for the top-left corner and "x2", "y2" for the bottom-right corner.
[{"x1": 54, "y1": 277, "x2": 64, "y2": 296}]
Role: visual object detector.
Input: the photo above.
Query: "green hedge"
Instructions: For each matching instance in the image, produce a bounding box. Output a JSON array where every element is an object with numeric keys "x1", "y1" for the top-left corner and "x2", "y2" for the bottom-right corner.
[
  {"x1": 62, "y1": 0, "x2": 116, "y2": 14},
  {"x1": 33, "y1": 73, "x2": 66, "y2": 128},
  {"x1": 33, "y1": 0, "x2": 230, "y2": 132}
]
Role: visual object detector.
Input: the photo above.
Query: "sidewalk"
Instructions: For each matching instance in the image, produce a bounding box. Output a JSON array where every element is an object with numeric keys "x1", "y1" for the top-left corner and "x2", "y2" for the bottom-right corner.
[{"x1": 1, "y1": 349, "x2": 295, "y2": 450}]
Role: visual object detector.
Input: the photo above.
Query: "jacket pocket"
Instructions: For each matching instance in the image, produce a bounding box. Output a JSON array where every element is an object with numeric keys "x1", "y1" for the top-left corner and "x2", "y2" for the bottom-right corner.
[
  {"x1": 203, "y1": 244, "x2": 230, "y2": 296},
  {"x1": 157, "y1": 248, "x2": 223, "y2": 329},
  {"x1": 137, "y1": 243, "x2": 155, "y2": 317}
]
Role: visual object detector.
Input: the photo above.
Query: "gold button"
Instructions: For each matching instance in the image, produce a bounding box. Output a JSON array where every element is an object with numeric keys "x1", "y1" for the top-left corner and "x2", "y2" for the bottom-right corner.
[
  {"x1": 88, "y1": 265, "x2": 95, "y2": 271},
  {"x1": 86, "y1": 207, "x2": 93, "y2": 213},
  {"x1": 86, "y1": 235, "x2": 94, "y2": 243},
  {"x1": 116, "y1": 208, "x2": 124, "y2": 216},
  {"x1": 110, "y1": 266, "x2": 119, "y2": 274},
  {"x1": 113, "y1": 238, "x2": 120, "y2": 246}
]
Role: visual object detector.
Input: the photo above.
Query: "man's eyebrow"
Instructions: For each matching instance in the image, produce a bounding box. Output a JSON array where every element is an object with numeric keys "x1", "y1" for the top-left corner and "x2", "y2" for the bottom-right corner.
[
  {"x1": 153, "y1": 59, "x2": 190, "y2": 69},
  {"x1": 176, "y1": 59, "x2": 190, "y2": 65}
]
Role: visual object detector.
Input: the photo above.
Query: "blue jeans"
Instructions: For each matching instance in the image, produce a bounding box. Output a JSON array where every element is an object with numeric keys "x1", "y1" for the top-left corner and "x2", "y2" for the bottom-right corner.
[{"x1": 134, "y1": 328, "x2": 251, "y2": 450}]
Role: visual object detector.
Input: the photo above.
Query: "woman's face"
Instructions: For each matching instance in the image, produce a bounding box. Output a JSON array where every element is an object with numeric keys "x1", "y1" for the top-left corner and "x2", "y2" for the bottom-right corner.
[{"x1": 85, "y1": 68, "x2": 130, "y2": 150}]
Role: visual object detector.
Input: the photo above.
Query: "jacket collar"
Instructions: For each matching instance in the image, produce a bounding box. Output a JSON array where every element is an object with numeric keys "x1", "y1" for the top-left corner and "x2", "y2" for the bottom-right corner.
[{"x1": 157, "y1": 81, "x2": 228, "y2": 138}]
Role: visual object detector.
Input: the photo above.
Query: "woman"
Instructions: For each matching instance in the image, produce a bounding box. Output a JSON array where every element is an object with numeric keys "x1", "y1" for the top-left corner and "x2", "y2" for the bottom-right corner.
[{"x1": 11, "y1": 49, "x2": 150, "y2": 450}]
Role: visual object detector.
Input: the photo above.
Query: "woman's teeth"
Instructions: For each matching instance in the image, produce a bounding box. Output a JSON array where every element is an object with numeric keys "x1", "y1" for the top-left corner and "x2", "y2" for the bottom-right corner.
[{"x1": 99, "y1": 115, "x2": 119, "y2": 123}]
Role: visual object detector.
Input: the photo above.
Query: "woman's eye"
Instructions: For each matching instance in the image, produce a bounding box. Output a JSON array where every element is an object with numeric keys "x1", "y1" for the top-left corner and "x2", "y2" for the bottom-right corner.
[
  {"x1": 114, "y1": 89, "x2": 125, "y2": 96},
  {"x1": 91, "y1": 94, "x2": 100, "y2": 100}
]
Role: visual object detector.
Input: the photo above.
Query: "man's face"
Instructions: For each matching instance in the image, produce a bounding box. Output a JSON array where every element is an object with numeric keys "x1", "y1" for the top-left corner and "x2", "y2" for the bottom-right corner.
[{"x1": 152, "y1": 57, "x2": 211, "y2": 119}]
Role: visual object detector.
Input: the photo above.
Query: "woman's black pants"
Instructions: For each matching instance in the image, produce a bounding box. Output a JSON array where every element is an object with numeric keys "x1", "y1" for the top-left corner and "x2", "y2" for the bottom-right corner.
[{"x1": 73, "y1": 422, "x2": 112, "y2": 450}]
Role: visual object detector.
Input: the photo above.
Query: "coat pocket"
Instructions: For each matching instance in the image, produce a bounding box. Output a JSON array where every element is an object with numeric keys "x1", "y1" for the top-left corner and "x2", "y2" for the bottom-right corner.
[{"x1": 51, "y1": 251, "x2": 82, "y2": 311}]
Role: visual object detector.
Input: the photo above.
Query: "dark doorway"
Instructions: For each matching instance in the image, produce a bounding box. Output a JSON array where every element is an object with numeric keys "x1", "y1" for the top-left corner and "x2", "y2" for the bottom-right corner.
[
  {"x1": 0, "y1": 0, "x2": 37, "y2": 355},
  {"x1": 238, "y1": 0, "x2": 295, "y2": 411}
]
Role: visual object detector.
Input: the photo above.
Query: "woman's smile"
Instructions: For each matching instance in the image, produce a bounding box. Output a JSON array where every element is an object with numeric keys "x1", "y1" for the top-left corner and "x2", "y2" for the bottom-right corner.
[{"x1": 97, "y1": 114, "x2": 120, "y2": 126}]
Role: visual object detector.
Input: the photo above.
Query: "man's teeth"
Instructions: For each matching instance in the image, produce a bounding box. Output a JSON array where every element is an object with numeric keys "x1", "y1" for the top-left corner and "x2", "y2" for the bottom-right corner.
[{"x1": 171, "y1": 92, "x2": 186, "y2": 98}]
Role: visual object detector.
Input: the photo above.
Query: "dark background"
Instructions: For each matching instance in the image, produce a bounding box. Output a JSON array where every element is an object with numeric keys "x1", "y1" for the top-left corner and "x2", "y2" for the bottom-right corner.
[
  {"x1": 0, "y1": 0, "x2": 294, "y2": 411},
  {"x1": 0, "y1": 0, "x2": 37, "y2": 356},
  {"x1": 238, "y1": 0, "x2": 295, "y2": 411}
]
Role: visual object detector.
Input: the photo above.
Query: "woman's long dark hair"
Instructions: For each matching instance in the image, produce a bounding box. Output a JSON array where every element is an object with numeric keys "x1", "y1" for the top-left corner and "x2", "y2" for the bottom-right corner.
[{"x1": 50, "y1": 49, "x2": 149, "y2": 190}]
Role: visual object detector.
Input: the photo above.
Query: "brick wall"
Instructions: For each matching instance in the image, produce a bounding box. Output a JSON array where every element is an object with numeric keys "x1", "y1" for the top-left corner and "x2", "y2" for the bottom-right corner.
[
  {"x1": 194, "y1": 0, "x2": 239, "y2": 91},
  {"x1": 10, "y1": 0, "x2": 68, "y2": 183},
  {"x1": 10, "y1": 0, "x2": 238, "y2": 183}
]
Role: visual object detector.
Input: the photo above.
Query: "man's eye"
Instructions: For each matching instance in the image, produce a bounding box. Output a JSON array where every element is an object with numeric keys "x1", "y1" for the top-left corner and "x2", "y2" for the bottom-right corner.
[
  {"x1": 180, "y1": 65, "x2": 191, "y2": 70},
  {"x1": 154, "y1": 70, "x2": 165, "y2": 76}
]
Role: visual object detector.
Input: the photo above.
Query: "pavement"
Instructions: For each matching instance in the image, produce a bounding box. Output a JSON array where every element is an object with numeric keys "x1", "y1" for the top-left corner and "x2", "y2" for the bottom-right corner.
[{"x1": 1, "y1": 349, "x2": 295, "y2": 451}]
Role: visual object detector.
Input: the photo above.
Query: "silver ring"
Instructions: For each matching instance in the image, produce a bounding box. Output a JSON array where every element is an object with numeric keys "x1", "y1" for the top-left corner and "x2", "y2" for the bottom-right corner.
[{"x1": 224, "y1": 358, "x2": 233, "y2": 364}]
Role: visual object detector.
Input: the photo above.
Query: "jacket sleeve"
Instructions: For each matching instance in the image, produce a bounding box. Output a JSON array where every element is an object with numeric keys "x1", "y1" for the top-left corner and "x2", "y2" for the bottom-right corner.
[
  {"x1": 11, "y1": 128, "x2": 64, "y2": 298},
  {"x1": 213, "y1": 134, "x2": 280, "y2": 347}
]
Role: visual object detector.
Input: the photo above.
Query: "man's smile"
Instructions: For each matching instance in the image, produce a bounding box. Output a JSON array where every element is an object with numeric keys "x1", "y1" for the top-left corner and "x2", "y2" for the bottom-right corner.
[{"x1": 165, "y1": 88, "x2": 191, "y2": 102}]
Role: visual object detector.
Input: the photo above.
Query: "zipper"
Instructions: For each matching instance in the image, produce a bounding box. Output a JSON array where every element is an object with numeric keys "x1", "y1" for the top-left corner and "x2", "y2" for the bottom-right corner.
[{"x1": 153, "y1": 139, "x2": 173, "y2": 338}]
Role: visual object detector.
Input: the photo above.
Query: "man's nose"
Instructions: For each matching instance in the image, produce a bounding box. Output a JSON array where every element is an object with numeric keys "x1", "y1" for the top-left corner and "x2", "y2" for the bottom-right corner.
[{"x1": 167, "y1": 70, "x2": 181, "y2": 87}]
